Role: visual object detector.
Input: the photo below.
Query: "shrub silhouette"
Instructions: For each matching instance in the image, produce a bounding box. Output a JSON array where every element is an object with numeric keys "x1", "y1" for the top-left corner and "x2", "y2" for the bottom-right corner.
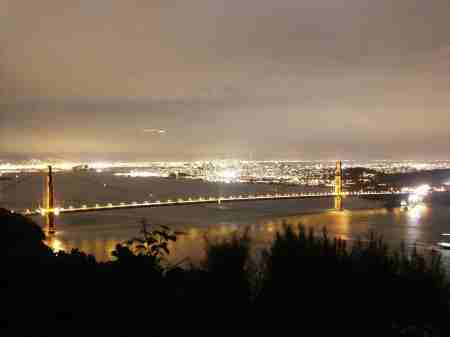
[
  {"x1": 111, "y1": 219, "x2": 182, "y2": 274},
  {"x1": 256, "y1": 223, "x2": 449, "y2": 335},
  {"x1": 1, "y1": 210, "x2": 449, "y2": 336},
  {"x1": 202, "y1": 229, "x2": 253, "y2": 302}
]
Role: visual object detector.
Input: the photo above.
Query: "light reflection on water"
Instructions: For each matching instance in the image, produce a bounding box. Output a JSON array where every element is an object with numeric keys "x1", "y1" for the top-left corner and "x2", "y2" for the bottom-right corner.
[{"x1": 43, "y1": 203, "x2": 449, "y2": 270}]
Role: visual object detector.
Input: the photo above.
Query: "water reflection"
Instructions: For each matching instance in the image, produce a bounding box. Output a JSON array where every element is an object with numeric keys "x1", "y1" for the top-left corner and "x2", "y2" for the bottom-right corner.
[
  {"x1": 44, "y1": 207, "x2": 424, "y2": 262},
  {"x1": 46, "y1": 236, "x2": 67, "y2": 253},
  {"x1": 404, "y1": 204, "x2": 428, "y2": 245},
  {"x1": 407, "y1": 204, "x2": 428, "y2": 224}
]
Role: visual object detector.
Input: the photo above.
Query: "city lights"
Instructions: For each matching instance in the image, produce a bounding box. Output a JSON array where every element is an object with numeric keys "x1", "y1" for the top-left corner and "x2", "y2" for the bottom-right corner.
[
  {"x1": 114, "y1": 171, "x2": 168, "y2": 178},
  {"x1": 2, "y1": 160, "x2": 450, "y2": 189}
]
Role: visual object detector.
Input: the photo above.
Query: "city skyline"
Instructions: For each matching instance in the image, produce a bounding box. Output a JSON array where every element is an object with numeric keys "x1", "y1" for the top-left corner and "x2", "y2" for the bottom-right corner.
[{"x1": 2, "y1": 1, "x2": 450, "y2": 160}]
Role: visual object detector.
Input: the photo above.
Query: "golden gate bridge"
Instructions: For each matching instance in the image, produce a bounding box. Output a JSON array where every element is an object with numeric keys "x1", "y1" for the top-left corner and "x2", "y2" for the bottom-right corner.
[{"x1": 10, "y1": 161, "x2": 437, "y2": 235}]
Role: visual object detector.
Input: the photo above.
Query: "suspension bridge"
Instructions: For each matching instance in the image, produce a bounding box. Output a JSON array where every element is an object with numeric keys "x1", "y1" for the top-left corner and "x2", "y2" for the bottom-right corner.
[{"x1": 7, "y1": 161, "x2": 437, "y2": 235}]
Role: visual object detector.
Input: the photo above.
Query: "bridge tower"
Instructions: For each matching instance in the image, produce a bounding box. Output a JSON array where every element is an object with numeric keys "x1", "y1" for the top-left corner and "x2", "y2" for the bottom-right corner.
[
  {"x1": 334, "y1": 161, "x2": 343, "y2": 211},
  {"x1": 45, "y1": 165, "x2": 56, "y2": 235}
]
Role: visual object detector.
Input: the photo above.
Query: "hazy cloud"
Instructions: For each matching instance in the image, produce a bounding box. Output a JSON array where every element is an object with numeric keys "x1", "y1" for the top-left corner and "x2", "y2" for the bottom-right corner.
[{"x1": 1, "y1": 0, "x2": 450, "y2": 159}]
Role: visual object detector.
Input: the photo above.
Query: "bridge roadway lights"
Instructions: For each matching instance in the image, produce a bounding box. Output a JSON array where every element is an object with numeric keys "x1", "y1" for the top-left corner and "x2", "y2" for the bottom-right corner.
[{"x1": 18, "y1": 189, "x2": 443, "y2": 218}]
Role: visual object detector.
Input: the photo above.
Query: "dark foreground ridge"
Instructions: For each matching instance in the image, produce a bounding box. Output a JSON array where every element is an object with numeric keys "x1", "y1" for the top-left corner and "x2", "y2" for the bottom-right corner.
[{"x1": 1, "y1": 208, "x2": 449, "y2": 337}]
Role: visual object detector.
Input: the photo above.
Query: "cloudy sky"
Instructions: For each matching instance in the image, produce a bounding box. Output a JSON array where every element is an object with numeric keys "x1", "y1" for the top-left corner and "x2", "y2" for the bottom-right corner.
[{"x1": 1, "y1": 0, "x2": 450, "y2": 160}]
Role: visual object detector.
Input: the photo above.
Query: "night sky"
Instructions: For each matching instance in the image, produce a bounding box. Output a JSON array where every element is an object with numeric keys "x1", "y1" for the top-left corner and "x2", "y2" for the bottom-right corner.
[{"x1": 1, "y1": 1, "x2": 450, "y2": 160}]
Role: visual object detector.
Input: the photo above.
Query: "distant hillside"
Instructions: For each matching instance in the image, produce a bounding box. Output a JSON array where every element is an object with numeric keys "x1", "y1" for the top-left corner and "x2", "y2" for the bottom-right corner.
[{"x1": 377, "y1": 169, "x2": 450, "y2": 187}]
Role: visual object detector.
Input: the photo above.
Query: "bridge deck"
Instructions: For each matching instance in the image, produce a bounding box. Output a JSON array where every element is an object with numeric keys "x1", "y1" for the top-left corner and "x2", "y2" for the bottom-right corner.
[{"x1": 18, "y1": 191, "x2": 412, "y2": 217}]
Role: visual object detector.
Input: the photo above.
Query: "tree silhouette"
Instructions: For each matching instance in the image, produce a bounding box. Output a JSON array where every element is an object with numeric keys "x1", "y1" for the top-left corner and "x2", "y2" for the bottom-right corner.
[{"x1": 0, "y1": 208, "x2": 52, "y2": 259}]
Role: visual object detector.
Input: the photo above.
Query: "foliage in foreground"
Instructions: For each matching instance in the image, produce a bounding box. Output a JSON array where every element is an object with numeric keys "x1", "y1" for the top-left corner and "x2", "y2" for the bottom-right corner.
[
  {"x1": 111, "y1": 219, "x2": 181, "y2": 274},
  {"x1": 201, "y1": 230, "x2": 254, "y2": 303},
  {"x1": 258, "y1": 225, "x2": 449, "y2": 335},
  {"x1": 1, "y1": 208, "x2": 449, "y2": 337}
]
